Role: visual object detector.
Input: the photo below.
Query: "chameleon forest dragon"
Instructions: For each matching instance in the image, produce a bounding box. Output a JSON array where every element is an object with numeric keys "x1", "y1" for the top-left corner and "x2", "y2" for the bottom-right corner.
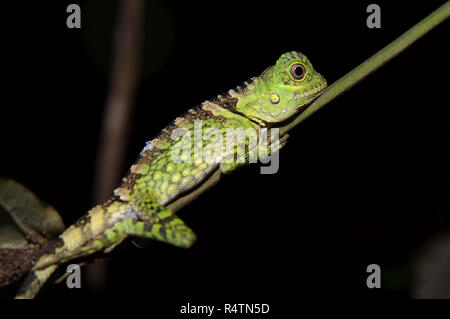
[{"x1": 16, "y1": 51, "x2": 327, "y2": 298}]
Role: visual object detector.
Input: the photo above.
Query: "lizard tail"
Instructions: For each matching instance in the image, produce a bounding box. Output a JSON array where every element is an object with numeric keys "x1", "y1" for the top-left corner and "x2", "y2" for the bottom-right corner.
[{"x1": 15, "y1": 264, "x2": 58, "y2": 299}]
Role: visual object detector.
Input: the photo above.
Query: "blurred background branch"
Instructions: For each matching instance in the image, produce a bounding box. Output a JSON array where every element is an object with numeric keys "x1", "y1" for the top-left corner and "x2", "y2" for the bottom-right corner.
[{"x1": 87, "y1": 0, "x2": 145, "y2": 290}]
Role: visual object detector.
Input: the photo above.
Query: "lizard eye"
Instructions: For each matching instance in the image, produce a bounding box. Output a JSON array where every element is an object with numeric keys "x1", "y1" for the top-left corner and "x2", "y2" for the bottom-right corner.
[{"x1": 289, "y1": 63, "x2": 306, "y2": 80}]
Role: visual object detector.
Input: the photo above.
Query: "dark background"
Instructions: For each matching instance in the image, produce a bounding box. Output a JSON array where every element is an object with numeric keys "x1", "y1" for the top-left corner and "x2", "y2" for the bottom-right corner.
[{"x1": 1, "y1": 0, "x2": 449, "y2": 300}]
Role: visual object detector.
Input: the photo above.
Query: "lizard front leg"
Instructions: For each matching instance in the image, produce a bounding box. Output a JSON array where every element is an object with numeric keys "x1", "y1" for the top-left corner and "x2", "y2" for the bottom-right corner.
[{"x1": 220, "y1": 133, "x2": 289, "y2": 174}]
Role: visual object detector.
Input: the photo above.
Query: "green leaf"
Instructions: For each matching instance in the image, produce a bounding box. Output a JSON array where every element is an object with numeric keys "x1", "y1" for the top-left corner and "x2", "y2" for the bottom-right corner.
[
  {"x1": 0, "y1": 177, "x2": 65, "y2": 248},
  {"x1": 0, "y1": 177, "x2": 65, "y2": 287}
]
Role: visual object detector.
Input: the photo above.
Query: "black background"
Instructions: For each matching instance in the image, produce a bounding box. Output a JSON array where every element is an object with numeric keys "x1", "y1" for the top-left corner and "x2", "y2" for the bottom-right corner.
[{"x1": 1, "y1": 0, "x2": 449, "y2": 300}]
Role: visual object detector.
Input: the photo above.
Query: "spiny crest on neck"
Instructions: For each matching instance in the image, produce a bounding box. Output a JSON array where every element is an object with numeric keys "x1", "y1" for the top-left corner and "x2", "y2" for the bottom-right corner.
[{"x1": 210, "y1": 77, "x2": 257, "y2": 112}]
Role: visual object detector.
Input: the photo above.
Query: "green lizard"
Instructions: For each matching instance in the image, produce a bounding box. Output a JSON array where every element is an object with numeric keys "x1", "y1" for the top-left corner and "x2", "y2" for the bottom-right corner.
[{"x1": 15, "y1": 51, "x2": 327, "y2": 298}]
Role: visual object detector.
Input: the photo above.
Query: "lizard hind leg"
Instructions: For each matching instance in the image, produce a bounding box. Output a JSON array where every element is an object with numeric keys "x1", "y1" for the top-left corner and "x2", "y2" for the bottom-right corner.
[{"x1": 121, "y1": 201, "x2": 197, "y2": 248}]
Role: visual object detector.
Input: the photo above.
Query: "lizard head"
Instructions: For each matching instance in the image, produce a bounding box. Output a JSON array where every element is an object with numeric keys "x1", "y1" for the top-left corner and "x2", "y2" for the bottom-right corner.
[{"x1": 236, "y1": 51, "x2": 327, "y2": 126}]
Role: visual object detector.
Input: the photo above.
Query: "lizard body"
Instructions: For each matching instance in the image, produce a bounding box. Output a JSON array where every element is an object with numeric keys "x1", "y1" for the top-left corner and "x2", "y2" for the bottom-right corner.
[{"x1": 16, "y1": 51, "x2": 326, "y2": 298}]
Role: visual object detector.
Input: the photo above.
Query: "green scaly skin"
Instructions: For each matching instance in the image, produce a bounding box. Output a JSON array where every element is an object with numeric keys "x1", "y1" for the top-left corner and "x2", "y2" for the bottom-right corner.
[{"x1": 15, "y1": 51, "x2": 327, "y2": 298}]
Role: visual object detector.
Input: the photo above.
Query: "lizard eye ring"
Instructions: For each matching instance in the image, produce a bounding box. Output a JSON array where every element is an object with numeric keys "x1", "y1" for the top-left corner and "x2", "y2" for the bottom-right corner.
[{"x1": 289, "y1": 63, "x2": 306, "y2": 81}]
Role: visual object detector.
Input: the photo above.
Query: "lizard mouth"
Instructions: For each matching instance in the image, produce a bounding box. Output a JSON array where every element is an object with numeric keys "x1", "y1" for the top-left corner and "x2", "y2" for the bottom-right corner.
[
  {"x1": 269, "y1": 79, "x2": 327, "y2": 123},
  {"x1": 294, "y1": 77, "x2": 327, "y2": 100}
]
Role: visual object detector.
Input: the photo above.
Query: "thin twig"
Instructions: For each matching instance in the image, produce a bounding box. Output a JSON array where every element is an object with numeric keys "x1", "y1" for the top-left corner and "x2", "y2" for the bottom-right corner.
[
  {"x1": 279, "y1": 1, "x2": 450, "y2": 135},
  {"x1": 54, "y1": 262, "x2": 87, "y2": 284}
]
